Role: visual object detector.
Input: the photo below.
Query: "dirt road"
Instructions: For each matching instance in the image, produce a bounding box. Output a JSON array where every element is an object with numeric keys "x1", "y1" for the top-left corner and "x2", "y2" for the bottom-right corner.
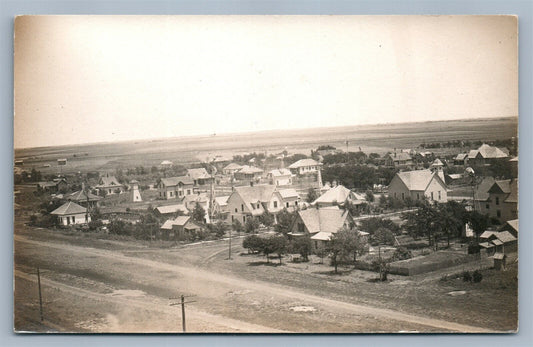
[{"x1": 14, "y1": 234, "x2": 497, "y2": 333}]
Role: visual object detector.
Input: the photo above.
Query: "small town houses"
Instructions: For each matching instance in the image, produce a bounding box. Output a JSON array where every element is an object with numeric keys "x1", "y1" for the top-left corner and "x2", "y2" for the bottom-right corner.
[
  {"x1": 95, "y1": 175, "x2": 124, "y2": 195},
  {"x1": 467, "y1": 143, "x2": 509, "y2": 166},
  {"x1": 158, "y1": 176, "x2": 195, "y2": 200},
  {"x1": 233, "y1": 165, "x2": 263, "y2": 181},
  {"x1": 312, "y1": 184, "x2": 365, "y2": 207},
  {"x1": 160, "y1": 215, "x2": 203, "y2": 241},
  {"x1": 50, "y1": 201, "x2": 91, "y2": 226},
  {"x1": 388, "y1": 169, "x2": 448, "y2": 203},
  {"x1": 288, "y1": 159, "x2": 322, "y2": 175},
  {"x1": 267, "y1": 168, "x2": 292, "y2": 186},
  {"x1": 226, "y1": 184, "x2": 301, "y2": 224},
  {"x1": 288, "y1": 207, "x2": 367, "y2": 251},
  {"x1": 222, "y1": 163, "x2": 243, "y2": 176},
  {"x1": 186, "y1": 168, "x2": 213, "y2": 186}
]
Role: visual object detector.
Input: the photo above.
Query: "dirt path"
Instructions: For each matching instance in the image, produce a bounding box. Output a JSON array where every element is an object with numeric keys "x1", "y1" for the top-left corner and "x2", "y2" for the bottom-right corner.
[{"x1": 14, "y1": 234, "x2": 497, "y2": 333}]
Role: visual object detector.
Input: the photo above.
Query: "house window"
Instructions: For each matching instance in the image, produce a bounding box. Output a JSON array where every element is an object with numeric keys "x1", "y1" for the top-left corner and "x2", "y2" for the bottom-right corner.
[
  {"x1": 486, "y1": 204, "x2": 490, "y2": 209},
  {"x1": 401, "y1": 193, "x2": 405, "y2": 200},
  {"x1": 187, "y1": 189, "x2": 191, "y2": 195},
  {"x1": 497, "y1": 210, "x2": 501, "y2": 218},
  {"x1": 394, "y1": 192, "x2": 397, "y2": 198},
  {"x1": 66, "y1": 217, "x2": 70, "y2": 225},
  {"x1": 438, "y1": 191, "x2": 441, "y2": 200},
  {"x1": 495, "y1": 197, "x2": 500, "y2": 205},
  {"x1": 298, "y1": 223, "x2": 305, "y2": 233},
  {"x1": 231, "y1": 215, "x2": 234, "y2": 222},
  {"x1": 295, "y1": 201, "x2": 298, "y2": 206},
  {"x1": 242, "y1": 215, "x2": 246, "y2": 223},
  {"x1": 431, "y1": 192, "x2": 434, "y2": 200},
  {"x1": 417, "y1": 193, "x2": 420, "y2": 200},
  {"x1": 315, "y1": 241, "x2": 318, "y2": 248},
  {"x1": 170, "y1": 191, "x2": 173, "y2": 197},
  {"x1": 72, "y1": 216, "x2": 75, "y2": 223},
  {"x1": 85, "y1": 214, "x2": 88, "y2": 222},
  {"x1": 274, "y1": 201, "x2": 278, "y2": 208},
  {"x1": 241, "y1": 204, "x2": 244, "y2": 212},
  {"x1": 286, "y1": 202, "x2": 289, "y2": 208},
  {"x1": 179, "y1": 191, "x2": 183, "y2": 196}
]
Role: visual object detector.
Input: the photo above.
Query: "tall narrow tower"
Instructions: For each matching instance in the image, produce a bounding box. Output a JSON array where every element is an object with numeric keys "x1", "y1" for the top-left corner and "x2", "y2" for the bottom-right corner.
[{"x1": 130, "y1": 180, "x2": 142, "y2": 202}]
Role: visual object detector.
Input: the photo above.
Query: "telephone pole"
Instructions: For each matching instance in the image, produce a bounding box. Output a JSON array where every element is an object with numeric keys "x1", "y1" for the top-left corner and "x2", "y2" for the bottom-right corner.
[
  {"x1": 228, "y1": 228, "x2": 232, "y2": 260},
  {"x1": 170, "y1": 295, "x2": 196, "y2": 332},
  {"x1": 37, "y1": 267, "x2": 43, "y2": 322}
]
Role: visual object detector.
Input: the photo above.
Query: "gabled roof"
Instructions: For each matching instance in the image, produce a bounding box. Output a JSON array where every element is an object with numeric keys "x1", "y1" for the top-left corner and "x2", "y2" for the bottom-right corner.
[
  {"x1": 454, "y1": 153, "x2": 468, "y2": 161},
  {"x1": 474, "y1": 177, "x2": 496, "y2": 202},
  {"x1": 50, "y1": 201, "x2": 87, "y2": 215},
  {"x1": 160, "y1": 176, "x2": 194, "y2": 187},
  {"x1": 288, "y1": 158, "x2": 321, "y2": 169},
  {"x1": 480, "y1": 231, "x2": 498, "y2": 239},
  {"x1": 488, "y1": 179, "x2": 518, "y2": 203},
  {"x1": 155, "y1": 204, "x2": 188, "y2": 215},
  {"x1": 268, "y1": 168, "x2": 292, "y2": 177},
  {"x1": 431, "y1": 158, "x2": 444, "y2": 167},
  {"x1": 297, "y1": 208, "x2": 352, "y2": 235},
  {"x1": 237, "y1": 165, "x2": 263, "y2": 174},
  {"x1": 468, "y1": 144, "x2": 509, "y2": 159},
  {"x1": 313, "y1": 185, "x2": 357, "y2": 205},
  {"x1": 161, "y1": 216, "x2": 202, "y2": 230},
  {"x1": 223, "y1": 163, "x2": 243, "y2": 171},
  {"x1": 64, "y1": 190, "x2": 101, "y2": 202},
  {"x1": 187, "y1": 168, "x2": 211, "y2": 180},
  {"x1": 393, "y1": 170, "x2": 445, "y2": 192},
  {"x1": 278, "y1": 189, "x2": 299, "y2": 199},
  {"x1": 495, "y1": 231, "x2": 517, "y2": 243},
  {"x1": 503, "y1": 219, "x2": 518, "y2": 234},
  {"x1": 387, "y1": 152, "x2": 412, "y2": 161},
  {"x1": 234, "y1": 185, "x2": 276, "y2": 203},
  {"x1": 214, "y1": 196, "x2": 230, "y2": 206},
  {"x1": 98, "y1": 176, "x2": 121, "y2": 187}
]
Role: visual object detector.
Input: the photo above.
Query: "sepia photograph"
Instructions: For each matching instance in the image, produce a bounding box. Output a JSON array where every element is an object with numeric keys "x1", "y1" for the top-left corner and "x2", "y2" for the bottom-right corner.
[{"x1": 13, "y1": 15, "x2": 518, "y2": 333}]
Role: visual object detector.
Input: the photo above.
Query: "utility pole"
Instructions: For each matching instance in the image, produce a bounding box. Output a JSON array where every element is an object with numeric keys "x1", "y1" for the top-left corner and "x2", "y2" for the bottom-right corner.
[
  {"x1": 228, "y1": 228, "x2": 232, "y2": 260},
  {"x1": 170, "y1": 295, "x2": 196, "y2": 333},
  {"x1": 37, "y1": 267, "x2": 43, "y2": 322}
]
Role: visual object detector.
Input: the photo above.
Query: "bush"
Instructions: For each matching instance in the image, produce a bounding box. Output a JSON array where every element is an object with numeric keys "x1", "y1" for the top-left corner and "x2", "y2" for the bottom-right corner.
[
  {"x1": 472, "y1": 270, "x2": 483, "y2": 283},
  {"x1": 462, "y1": 271, "x2": 472, "y2": 282},
  {"x1": 88, "y1": 219, "x2": 103, "y2": 231},
  {"x1": 467, "y1": 243, "x2": 480, "y2": 254},
  {"x1": 391, "y1": 247, "x2": 412, "y2": 261},
  {"x1": 242, "y1": 235, "x2": 264, "y2": 253}
]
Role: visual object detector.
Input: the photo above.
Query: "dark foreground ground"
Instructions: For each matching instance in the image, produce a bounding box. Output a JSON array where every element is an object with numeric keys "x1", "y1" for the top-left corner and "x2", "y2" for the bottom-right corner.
[{"x1": 14, "y1": 219, "x2": 518, "y2": 333}]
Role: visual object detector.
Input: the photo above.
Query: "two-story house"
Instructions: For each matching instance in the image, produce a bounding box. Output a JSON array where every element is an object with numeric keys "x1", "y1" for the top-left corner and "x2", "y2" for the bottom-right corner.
[
  {"x1": 158, "y1": 176, "x2": 195, "y2": 199},
  {"x1": 226, "y1": 184, "x2": 298, "y2": 224},
  {"x1": 485, "y1": 179, "x2": 518, "y2": 223},
  {"x1": 267, "y1": 168, "x2": 293, "y2": 186}
]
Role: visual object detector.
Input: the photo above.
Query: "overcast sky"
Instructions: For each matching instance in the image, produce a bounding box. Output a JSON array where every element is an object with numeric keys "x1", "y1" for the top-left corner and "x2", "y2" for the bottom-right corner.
[{"x1": 14, "y1": 15, "x2": 518, "y2": 149}]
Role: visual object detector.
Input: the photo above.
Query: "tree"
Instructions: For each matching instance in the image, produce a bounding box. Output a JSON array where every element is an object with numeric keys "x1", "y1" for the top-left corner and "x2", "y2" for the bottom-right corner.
[
  {"x1": 289, "y1": 236, "x2": 312, "y2": 262},
  {"x1": 359, "y1": 217, "x2": 400, "y2": 235},
  {"x1": 242, "y1": 234, "x2": 263, "y2": 253},
  {"x1": 244, "y1": 217, "x2": 260, "y2": 234},
  {"x1": 270, "y1": 235, "x2": 288, "y2": 264},
  {"x1": 258, "y1": 210, "x2": 275, "y2": 228},
  {"x1": 261, "y1": 236, "x2": 277, "y2": 263},
  {"x1": 211, "y1": 221, "x2": 228, "y2": 238},
  {"x1": 371, "y1": 227, "x2": 395, "y2": 260},
  {"x1": 151, "y1": 166, "x2": 158, "y2": 174},
  {"x1": 325, "y1": 232, "x2": 347, "y2": 274},
  {"x1": 232, "y1": 219, "x2": 244, "y2": 233},
  {"x1": 306, "y1": 188, "x2": 319, "y2": 203},
  {"x1": 274, "y1": 209, "x2": 295, "y2": 235},
  {"x1": 192, "y1": 202, "x2": 206, "y2": 223},
  {"x1": 334, "y1": 227, "x2": 369, "y2": 264},
  {"x1": 401, "y1": 202, "x2": 441, "y2": 248},
  {"x1": 365, "y1": 190, "x2": 375, "y2": 203},
  {"x1": 468, "y1": 210, "x2": 490, "y2": 241}
]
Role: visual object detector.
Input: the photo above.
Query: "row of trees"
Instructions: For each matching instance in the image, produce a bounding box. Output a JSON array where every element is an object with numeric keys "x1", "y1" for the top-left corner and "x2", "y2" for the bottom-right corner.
[{"x1": 321, "y1": 165, "x2": 398, "y2": 190}]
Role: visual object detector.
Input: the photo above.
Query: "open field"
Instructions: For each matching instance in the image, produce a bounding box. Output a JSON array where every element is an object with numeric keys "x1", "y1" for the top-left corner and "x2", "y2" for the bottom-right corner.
[{"x1": 14, "y1": 117, "x2": 517, "y2": 175}]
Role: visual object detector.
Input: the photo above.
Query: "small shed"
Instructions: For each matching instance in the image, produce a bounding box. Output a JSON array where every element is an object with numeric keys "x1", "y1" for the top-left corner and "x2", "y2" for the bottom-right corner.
[{"x1": 493, "y1": 253, "x2": 507, "y2": 270}]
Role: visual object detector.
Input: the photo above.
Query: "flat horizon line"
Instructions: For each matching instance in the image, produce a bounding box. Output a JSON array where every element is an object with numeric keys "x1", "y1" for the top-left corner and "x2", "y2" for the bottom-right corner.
[{"x1": 14, "y1": 115, "x2": 518, "y2": 151}]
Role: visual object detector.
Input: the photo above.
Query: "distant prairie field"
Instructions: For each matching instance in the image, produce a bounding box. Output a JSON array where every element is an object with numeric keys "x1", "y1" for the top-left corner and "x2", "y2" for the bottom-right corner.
[{"x1": 14, "y1": 117, "x2": 517, "y2": 175}]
